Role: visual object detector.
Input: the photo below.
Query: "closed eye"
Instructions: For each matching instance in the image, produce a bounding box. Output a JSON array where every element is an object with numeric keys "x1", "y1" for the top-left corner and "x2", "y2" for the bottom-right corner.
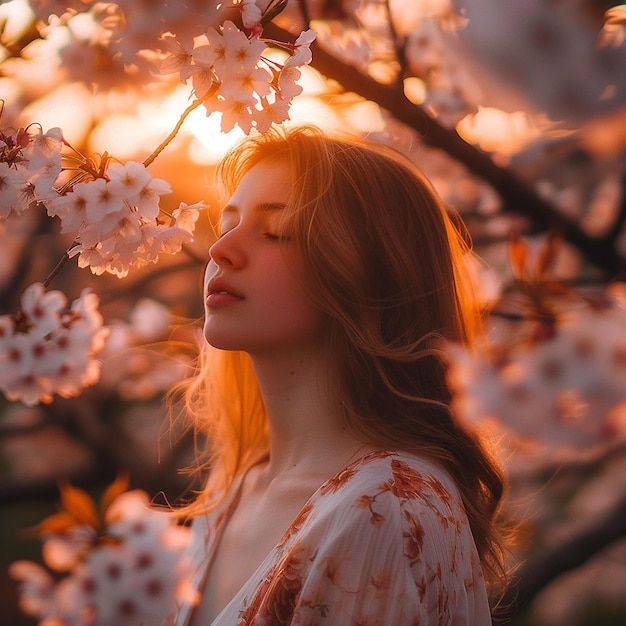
[{"x1": 263, "y1": 232, "x2": 291, "y2": 242}]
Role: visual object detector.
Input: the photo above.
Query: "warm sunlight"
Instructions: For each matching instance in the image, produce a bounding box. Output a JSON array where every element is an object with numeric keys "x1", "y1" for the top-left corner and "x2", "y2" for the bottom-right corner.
[{"x1": 456, "y1": 106, "x2": 541, "y2": 156}]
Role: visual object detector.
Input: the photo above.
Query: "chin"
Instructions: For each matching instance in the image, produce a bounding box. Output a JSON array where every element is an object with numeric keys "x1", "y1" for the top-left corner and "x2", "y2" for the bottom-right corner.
[{"x1": 203, "y1": 325, "x2": 245, "y2": 352}]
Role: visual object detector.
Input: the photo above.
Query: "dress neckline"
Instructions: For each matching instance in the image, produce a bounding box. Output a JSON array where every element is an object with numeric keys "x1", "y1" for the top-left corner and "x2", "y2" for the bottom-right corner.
[{"x1": 183, "y1": 449, "x2": 391, "y2": 626}]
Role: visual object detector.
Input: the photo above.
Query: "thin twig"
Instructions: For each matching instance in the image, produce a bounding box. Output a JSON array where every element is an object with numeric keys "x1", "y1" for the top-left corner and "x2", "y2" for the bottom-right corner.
[
  {"x1": 384, "y1": 0, "x2": 408, "y2": 84},
  {"x1": 42, "y1": 247, "x2": 72, "y2": 289},
  {"x1": 296, "y1": 0, "x2": 311, "y2": 29},
  {"x1": 143, "y1": 87, "x2": 217, "y2": 168}
]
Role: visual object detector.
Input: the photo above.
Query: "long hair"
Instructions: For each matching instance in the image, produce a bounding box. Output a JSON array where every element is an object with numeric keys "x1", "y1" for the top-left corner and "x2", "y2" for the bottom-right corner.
[{"x1": 170, "y1": 125, "x2": 509, "y2": 591}]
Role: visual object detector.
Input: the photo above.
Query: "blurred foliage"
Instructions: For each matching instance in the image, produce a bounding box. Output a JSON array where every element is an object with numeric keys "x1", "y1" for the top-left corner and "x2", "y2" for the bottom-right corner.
[{"x1": 1, "y1": 0, "x2": 626, "y2": 624}]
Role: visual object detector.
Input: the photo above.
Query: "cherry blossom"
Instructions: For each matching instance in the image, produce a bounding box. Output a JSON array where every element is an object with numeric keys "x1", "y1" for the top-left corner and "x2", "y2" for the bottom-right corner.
[
  {"x1": 0, "y1": 162, "x2": 29, "y2": 218},
  {"x1": 241, "y1": 0, "x2": 264, "y2": 38},
  {"x1": 0, "y1": 125, "x2": 63, "y2": 218},
  {"x1": 0, "y1": 283, "x2": 109, "y2": 406},
  {"x1": 43, "y1": 161, "x2": 202, "y2": 278},
  {"x1": 10, "y1": 487, "x2": 196, "y2": 626},
  {"x1": 9, "y1": 561, "x2": 63, "y2": 624},
  {"x1": 446, "y1": 293, "x2": 626, "y2": 448},
  {"x1": 159, "y1": 34, "x2": 194, "y2": 78},
  {"x1": 161, "y1": 16, "x2": 316, "y2": 134}
]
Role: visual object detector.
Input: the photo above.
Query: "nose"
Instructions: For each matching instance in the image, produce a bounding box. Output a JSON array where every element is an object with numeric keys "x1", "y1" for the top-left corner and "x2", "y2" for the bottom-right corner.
[{"x1": 208, "y1": 229, "x2": 246, "y2": 268}]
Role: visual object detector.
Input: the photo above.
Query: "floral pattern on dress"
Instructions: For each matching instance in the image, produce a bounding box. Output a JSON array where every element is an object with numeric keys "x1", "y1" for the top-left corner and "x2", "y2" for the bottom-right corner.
[{"x1": 175, "y1": 451, "x2": 492, "y2": 626}]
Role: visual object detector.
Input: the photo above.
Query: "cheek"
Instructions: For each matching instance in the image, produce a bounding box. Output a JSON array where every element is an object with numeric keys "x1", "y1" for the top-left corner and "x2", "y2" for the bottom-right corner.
[{"x1": 272, "y1": 272, "x2": 324, "y2": 331}]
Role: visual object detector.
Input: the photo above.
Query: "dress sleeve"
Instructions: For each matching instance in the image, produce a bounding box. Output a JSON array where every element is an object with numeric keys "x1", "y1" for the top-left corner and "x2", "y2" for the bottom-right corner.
[{"x1": 239, "y1": 457, "x2": 492, "y2": 626}]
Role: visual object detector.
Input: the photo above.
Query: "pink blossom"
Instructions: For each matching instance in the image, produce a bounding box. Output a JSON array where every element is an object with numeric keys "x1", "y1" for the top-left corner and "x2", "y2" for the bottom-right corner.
[
  {"x1": 42, "y1": 525, "x2": 98, "y2": 572},
  {"x1": 447, "y1": 299, "x2": 626, "y2": 448},
  {"x1": 11, "y1": 489, "x2": 196, "y2": 626},
  {"x1": 209, "y1": 21, "x2": 266, "y2": 73},
  {"x1": 277, "y1": 64, "x2": 304, "y2": 100},
  {"x1": 46, "y1": 158, "x2": 185, "y2": 278},
  {"x1": 139, "y1": 222, "x2": 195, "y2": 258},
  {"x1": 159, "y1": 34, "x2": 195, "y2": 78},
  {"x1": 254, "y1": 96, "x2": 291, "y2": 132},
  {"x1": 46, "y1": 184, "x2": 89, "y2": 232},
  {"x1": 24, "y1": 126, "x2": 63, "y2": 195},
  {"x1": 0, "y1": 284, "x2": 109, "y2": 406},
  {"x1": 0, "y1": 162, "x2": 31, "y2": 219},
  {"x1": 107, "y1": 161, "x2": 154, "y2": 200},
  {"x1": 219, "y1": 64, "x2": 273, "y2": 101},
  {"x1": 215, "y1": 94, "x2": 255, "y2": 133},
  {"x1": 284, "y1": 29, "x2": 317, "y2": 68},
  {"x1": 8, "y1": 561, "x2": 58, "y2": 621},
  {"x1": 107, "y1": 161, "x2": 171, "y2": 220},
  {"x1": 0, "y1": 126, "x2": 63, "y2": 219},
  {"x1": 131, "y1": 173, "x2": 172, "y2": 219},
  {"x1": 19, "y1": 282, "x2": 66, "y2": 340},
  {"x1": 78, "y1": 177, "x2": 123, "y2": 224},
  {"x1": 172, "y1": 201, "x2": 202, "y2": 233},
  {"x1": 189, "y1": 62, "x2": 219, "y2": 99},
  {"x1": 242, "y1": 0, "x2": 263, "y2": 37}
]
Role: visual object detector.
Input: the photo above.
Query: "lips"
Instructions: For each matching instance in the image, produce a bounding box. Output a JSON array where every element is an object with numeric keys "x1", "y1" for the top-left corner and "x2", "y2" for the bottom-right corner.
[{"x1": 206, "y1": 276, "x2": 244, "y2": 306}]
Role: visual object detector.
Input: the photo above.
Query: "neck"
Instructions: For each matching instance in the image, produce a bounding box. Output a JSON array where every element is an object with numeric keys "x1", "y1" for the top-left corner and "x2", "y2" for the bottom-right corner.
[{"x1": 249, "y1": 346, "x2": 367, "y2": 481}]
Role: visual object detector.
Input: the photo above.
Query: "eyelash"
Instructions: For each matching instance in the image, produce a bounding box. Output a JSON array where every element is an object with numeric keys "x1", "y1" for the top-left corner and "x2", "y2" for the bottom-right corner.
[{"x1": 216, "y1": 230, "x2": 288, "y2": 242}]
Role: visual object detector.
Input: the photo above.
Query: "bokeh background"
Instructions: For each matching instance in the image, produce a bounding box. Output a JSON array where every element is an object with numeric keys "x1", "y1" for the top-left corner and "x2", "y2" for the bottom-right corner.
[{"x1": 1, "y1": 1, "x2": 625, "y2": 624}]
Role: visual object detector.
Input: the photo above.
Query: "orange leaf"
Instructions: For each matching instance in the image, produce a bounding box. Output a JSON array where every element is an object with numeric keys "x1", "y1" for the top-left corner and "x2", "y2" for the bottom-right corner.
[
  {"x1": 100, "y1": 472, "x2": 130, "y2": 515},
  {"x1": 536, "y1": 230, "x2": 561, "y2": 279},
  {"x1": 23, "y1": 511, "x2": 78, "y2": 537},
  {"x1": 58, "y1": 482, "x2": 99, "y2": 529},
  {"x1": 509, "y1": 232, "x2": 528, "y2": 282}
]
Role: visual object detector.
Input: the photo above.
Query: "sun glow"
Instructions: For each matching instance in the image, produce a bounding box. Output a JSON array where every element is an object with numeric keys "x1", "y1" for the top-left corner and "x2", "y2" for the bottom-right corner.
[
  {"x1": 186, "y1": 109, "x2": 246, "y2": 164},
  {"x1": 456, "y1": 106, "x2": 541, "y2": 157}
]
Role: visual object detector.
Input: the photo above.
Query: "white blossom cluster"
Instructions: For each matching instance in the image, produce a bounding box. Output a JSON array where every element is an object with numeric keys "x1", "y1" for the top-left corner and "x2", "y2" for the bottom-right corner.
[
  {"x1": 0, "y1": 125, "x2": 63, "y2": 219},
  {"x1": 45, "y1": 160, "x2": 202, "y2": 278},
  {"x1": 0, "y1": 0, "x2": 312, "y2": 407},
  {"x1": 0, "y1": 122, "x2": 203, "y2": 278},
  {"x1": 161, "y1": 19, "x2": 316, "y2": 134},
  {"x1": 447, "y1": 293, "x2": 626, "y2": 448},
  {"x1": 10, "y1": 490, "x2": 196, "y2": 626},
  {"x1": 0, "y1": 282, "x2": 109, "y2": 406},
  {"x1": 26, "y1": 1, "x2": 317, "y2": 133}
]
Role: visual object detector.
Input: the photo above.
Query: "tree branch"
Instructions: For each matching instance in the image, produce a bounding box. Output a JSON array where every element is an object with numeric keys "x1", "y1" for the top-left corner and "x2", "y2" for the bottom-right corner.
[
  {"x1": 493, "y1": 494, "x2": 626, "y2": 622},
  {"x1": 265, "y1": 24, "x2": 626, "y2": 277}
]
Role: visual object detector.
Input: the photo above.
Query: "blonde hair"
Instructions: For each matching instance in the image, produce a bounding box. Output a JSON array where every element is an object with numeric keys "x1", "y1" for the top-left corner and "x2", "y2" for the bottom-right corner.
[{"x1": 170, "y1": 125, "x2": 509, "y2": 591}]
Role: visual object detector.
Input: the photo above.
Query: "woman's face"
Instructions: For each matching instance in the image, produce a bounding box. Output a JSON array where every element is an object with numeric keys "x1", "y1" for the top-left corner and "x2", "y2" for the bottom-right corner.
[{"x1": 203, "y1": 159, "x2": 324, "y2": 356}]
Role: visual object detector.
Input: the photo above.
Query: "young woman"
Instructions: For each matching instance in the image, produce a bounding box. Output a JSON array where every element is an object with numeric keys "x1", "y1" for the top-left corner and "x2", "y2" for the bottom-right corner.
[{"x1": 169, "y1": 125, "x2": 509, "y2": 625}]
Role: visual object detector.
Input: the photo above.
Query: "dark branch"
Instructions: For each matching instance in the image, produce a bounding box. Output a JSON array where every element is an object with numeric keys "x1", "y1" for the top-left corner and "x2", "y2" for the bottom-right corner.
[
  {"x1": 265, "y1": 24, "x2": 626, "y2": 277},
  {"x1": 493, "y1": 494, "x2": 626, "y2": 621}
]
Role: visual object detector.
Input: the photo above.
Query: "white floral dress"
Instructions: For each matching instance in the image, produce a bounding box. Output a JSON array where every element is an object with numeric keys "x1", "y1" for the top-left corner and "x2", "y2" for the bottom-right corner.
[{"x1": 171, "y1": 450, "x2": 493, "y2": 625}]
